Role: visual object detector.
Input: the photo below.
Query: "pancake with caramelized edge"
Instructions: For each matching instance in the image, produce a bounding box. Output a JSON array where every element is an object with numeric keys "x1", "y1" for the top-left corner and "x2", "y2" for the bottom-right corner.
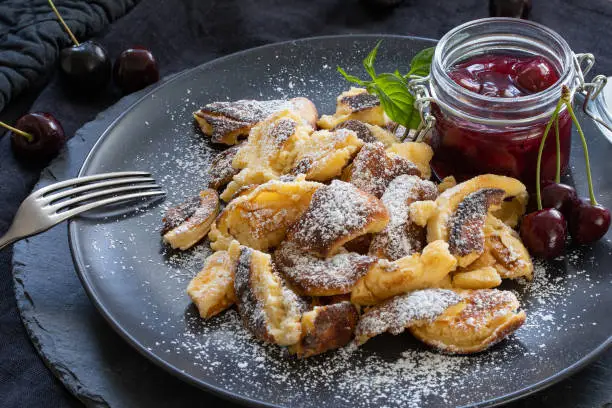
[
  {"x1": 318, "y1": 88, "x2": 387, "y2": 129},
  {"x1": 343, "y1": 142, "x2": 421, "y2": 198},
  {"x1": 369, "y1": 175, "x2": 438, "y2": 260},
  {"x1": 290, "y1": 128, "x2": 363, "y2": 181},
  {"x1": 207, "y1": 144, "x2": 242, "y2": 190},
  {"x1": 351, "y1": 240, "x2": 457, "y2": 306},
  {"x1": 290, "y1": 301, "x2": 359, "y2": 358},
  {"x1": 427, "y1": 174, "x2": 527, "y2": 243},
  {"x1": 209, "y1": 176, "x2": 321, "y2": 251},
  {"x1": 194, "y1": 97, "x2": 317, "y2": 145},
  {"x1": 187, "y1": 242, "x2": 240, "y2": 318},
  {"x1": 274, "y1": 241, "x2": 376, "y2": 296},
  {"x1": 386, "y1": 142, "x2": 434, "y2": 180},
  {"x1": 447, "y1": 188, "x2": 505, "y2": 267},
  {"x1": 333, "y1": 120, "x2": 398, "y2": 146},
  {"x1": 220, "y1": 110, "x2": 314, "y2": 201},
  {"x1": 286, "y1": 180, "x2": 389, "y2": 258},
  {"x1": 162, "y1": 189, "x2": 219, "y2": 250},
  {"x1": 409, "y1": 289, "x2": 526, "y2": 354},
  {"x1": 234, "y1": 246, "x2": 305, "y2": 346},
  {"x1": 355, "y1": 289, "x2": 462, "y2": 345}
]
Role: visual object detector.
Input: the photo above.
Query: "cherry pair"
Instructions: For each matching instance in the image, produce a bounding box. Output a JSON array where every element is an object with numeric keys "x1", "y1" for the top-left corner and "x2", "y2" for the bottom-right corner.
[
  {"x1": 521, "y1": 183, "x2": 610, "y2": 258},
  {"x1": 520, "y1": 86, "x2": 610, "y2": 257},
  {"x1": 49, "y1": 0, "x2": 159, "y2": 95}
]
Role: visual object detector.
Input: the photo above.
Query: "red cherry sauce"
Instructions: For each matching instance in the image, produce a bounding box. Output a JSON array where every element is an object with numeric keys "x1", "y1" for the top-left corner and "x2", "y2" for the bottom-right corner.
[{"x1": 430, "y1": 54, "x2": 571, "y2": 186}]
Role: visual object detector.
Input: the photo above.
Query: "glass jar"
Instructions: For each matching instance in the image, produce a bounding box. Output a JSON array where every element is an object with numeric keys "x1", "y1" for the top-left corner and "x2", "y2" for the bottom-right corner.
[{"x1": 426, "y1": 18, "x2": 577, "y2": 186}]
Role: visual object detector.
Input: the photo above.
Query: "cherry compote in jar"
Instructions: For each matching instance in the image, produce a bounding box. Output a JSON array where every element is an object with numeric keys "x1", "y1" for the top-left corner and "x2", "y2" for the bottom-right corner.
[{"x1": 427, "y1": 18, "x2": 577, "y2": 186}]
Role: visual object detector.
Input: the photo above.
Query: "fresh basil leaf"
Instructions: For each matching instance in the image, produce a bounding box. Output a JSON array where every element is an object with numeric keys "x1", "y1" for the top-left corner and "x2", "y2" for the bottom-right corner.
[
  {"x1": 371, "y1": 73, "x2": 418, "y2": 129},
  {"x1": 406, "y1": 46, "x2": 435, "y2": 77},
  {"x1": 363, "y1": 40, "x2": 382, "y2": 80},
  {"x1": 337, "y1": 67, "x2": 368, "y2": 86}
]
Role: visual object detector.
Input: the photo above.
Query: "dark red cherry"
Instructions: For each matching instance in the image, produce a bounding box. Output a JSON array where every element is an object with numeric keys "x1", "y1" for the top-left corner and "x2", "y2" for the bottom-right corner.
[
  {"x1": 541, "y1": 183, "x2": 578, "y2": 219},
  {"x1": 60, "y1": 41, "x2": 111, "y2": 92},
  {"x1": 9, "y1": 113, "x2": 65, "y2": 161},
  {"x1": 113, "y1": 48, "x2": 159, "y2": 94},
  {"x1": 569, "y1": 199, "x2": 611, "y2": 245},
  {"x1": 516, "y1": 58, "x2": 557, "y2": 93},
  {"x1": 520, "y1": 208, "x2": 567, "y2": 258}
]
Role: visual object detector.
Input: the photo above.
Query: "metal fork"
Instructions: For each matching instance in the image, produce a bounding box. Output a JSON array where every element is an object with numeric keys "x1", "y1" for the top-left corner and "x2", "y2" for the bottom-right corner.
[{"x1": 0, "y1": 171, "x2": 165, "y2": 250}]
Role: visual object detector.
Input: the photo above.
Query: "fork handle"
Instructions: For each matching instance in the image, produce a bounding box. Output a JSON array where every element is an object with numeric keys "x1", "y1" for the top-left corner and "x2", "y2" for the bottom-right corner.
[{"x1": 0, "y1": 227, "x2": 23, "y2": 251}]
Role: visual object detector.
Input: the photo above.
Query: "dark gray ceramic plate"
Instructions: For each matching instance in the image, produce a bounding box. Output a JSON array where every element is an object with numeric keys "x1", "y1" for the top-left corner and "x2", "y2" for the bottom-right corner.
[{"x1": 68, "y1": 35, "x2": 612, "y2": 408}]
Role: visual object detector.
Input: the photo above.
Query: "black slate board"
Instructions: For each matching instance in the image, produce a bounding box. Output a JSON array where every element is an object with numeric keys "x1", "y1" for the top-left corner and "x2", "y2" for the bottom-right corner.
[{"x1": 11, "y1": 57, "x2": 612, "y2": 408}]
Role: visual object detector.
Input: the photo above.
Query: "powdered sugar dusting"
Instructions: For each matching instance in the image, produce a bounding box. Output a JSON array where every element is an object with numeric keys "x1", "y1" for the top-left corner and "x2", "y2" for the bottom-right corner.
[
  {"x1": 288, "y1": 180, "x2": 383, "y2": 255},
  {"x1": 369, "y1": 175, "x2": 437, "y2": 260},
  {"x1": 274, "y1": 241, "x2": 375, "y2": 294},
  {"x1": 356, "y1": 289, "x2": 462, "y2": 338}
]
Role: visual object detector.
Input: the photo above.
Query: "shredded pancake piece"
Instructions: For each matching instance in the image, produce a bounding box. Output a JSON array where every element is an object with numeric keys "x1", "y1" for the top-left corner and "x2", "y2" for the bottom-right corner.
[
  {"x1": 354, "y1": 289, "x2": 462, "y2": 345},
  {"x1": 427, "y1": 174, "x2": 527, "y2": 247},
  {"x1": 290, "y1": 128, "x2": 363, "y2": 181},
  {"x1": 447, "y1": 188, "x2": 505, "y2": 267},
  {"x1": 194, "y1": 97, "x2": 317, "y2": 145},
  {"x1": 286, "y1": 180, "x2": 389, "y2": 258},
  {"x1": 409, "y1": 289, "x2": 526, "y2": 354},
  {"x1": 343, "y1": 142, "x2": 421, "y2": 198},
  {"x1": 351, "y1": 240, "x2": 458, "y2": 306},
  {"x1": 274, "y1": 241, "x2": 376, "y2": 296},
  {"x1": 333, "y1": 120, "x2": 398, "y2": 146},
  {"x1": 386, "y1": 142, "x2": 434, "y2": 180},
  {"x1": 234, "y1": 246, "x2": 305, "y2": 346},
  {"x1": 187, "y1": 242, "x2": 240, "y2": 319},
  {"x1": 162, "y1": 189, "x2": 219, "y2": 250},
  {"x1": 369, "y1": 175, "x2": 438, "y2": 260},
  {"x1": 317, "y1": 88, "x2": 387, "y2": 129},
  {"x1": 207, "y1": 144, "x2": 242, "y2": 190},
  {"x1": 209, "y1": 176, "x2": 322, "y2": 251},
  {"x1": 290, "y1": 301, "x2": 359, "y2": 358}
]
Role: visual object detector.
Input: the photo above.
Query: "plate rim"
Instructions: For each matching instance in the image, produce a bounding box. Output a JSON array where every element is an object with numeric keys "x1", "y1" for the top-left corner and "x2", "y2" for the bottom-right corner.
[{"x1": 67, "y1": 33, "x2": 612, "y2": 408}]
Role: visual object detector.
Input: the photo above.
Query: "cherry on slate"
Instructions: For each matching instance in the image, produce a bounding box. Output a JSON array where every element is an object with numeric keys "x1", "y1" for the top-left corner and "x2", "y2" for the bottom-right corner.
[
  {"x1": 541, "y1": 183, "x2": 578, "y2": 219},
  {"x1": 520, "y1": 209, "x2": 567, "y2": 258},
  {"x1": 1, "y1": 113, "x2": 65, "y2": 162},
  {"x1": 48, "y1": 0, "x2": 111, "y2": 93},
  {"x1": 570, "y1": 199, "x2": 611, "y2": 245},
  {"x1": 113, "y1": 48, "x2": 160, "y2": 94}
]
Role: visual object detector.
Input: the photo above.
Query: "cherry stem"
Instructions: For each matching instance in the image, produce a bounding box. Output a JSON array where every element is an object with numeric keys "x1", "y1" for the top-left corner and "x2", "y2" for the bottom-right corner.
[
  {"x1": 536, "y1": 98, "x2": 564, "y2": 210},
  {"x1": 48, "y1": 0, "x2": 80, "y2": 46},
  {"x1": 0, "y1": 121, "x2": 33, "y2": 142},
  {"x1": 564, "y1": 99, "x2": 598, "y2": 206},
  {"x1": 554, "y1": 114, "x2": 561, "y2": 183}
]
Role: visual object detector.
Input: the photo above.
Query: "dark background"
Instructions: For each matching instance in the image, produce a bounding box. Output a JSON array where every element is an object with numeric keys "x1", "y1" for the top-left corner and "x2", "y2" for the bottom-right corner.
[{"x1": 1, "y1": 0, "x2": 612, "y2": 406}]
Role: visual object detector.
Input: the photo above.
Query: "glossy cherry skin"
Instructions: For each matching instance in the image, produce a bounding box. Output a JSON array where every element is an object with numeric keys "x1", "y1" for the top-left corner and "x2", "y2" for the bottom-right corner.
[
  {"x1": 10, "y1": 113, "x2": 65, "y2": 161},
  {"x1": 541, "y1": 183, "x2": 578, "y2": 219},
  {"x1": 113, "y1": 48, "x2": 159, "y2": 94},
  {"x1": 60, "y1": 41, "x2": 111, "y2": 92},
  {"x1": 520, "y1": 208, "x2": 567, "y2": 258},
  {"x1": 516, "y1": 58, "x2": 557, "y2": 93},
  {"x1": 569, "y1": 199, "x2": 611, "y2": 245}
]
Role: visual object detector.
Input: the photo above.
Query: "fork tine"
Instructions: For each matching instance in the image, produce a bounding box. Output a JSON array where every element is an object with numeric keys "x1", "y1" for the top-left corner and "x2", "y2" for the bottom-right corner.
[
  {"x1": 49, "y1": 184, "x2": 162, "y2": 211},
  {"x1": 40, "y1": 177, "x2": 156, "y2": 204},
  {"x1": 53, "y1": 190, "x2": 166, "y2": 222},
  {"x1": 36, "y1": 171, "x2": 152, "y2": 196}
]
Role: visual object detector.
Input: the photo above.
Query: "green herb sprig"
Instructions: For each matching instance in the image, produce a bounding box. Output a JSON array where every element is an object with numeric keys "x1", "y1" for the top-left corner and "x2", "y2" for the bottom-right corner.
[{"x1": 338, "y1": 42, "x2": 435, "y2": 131}]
